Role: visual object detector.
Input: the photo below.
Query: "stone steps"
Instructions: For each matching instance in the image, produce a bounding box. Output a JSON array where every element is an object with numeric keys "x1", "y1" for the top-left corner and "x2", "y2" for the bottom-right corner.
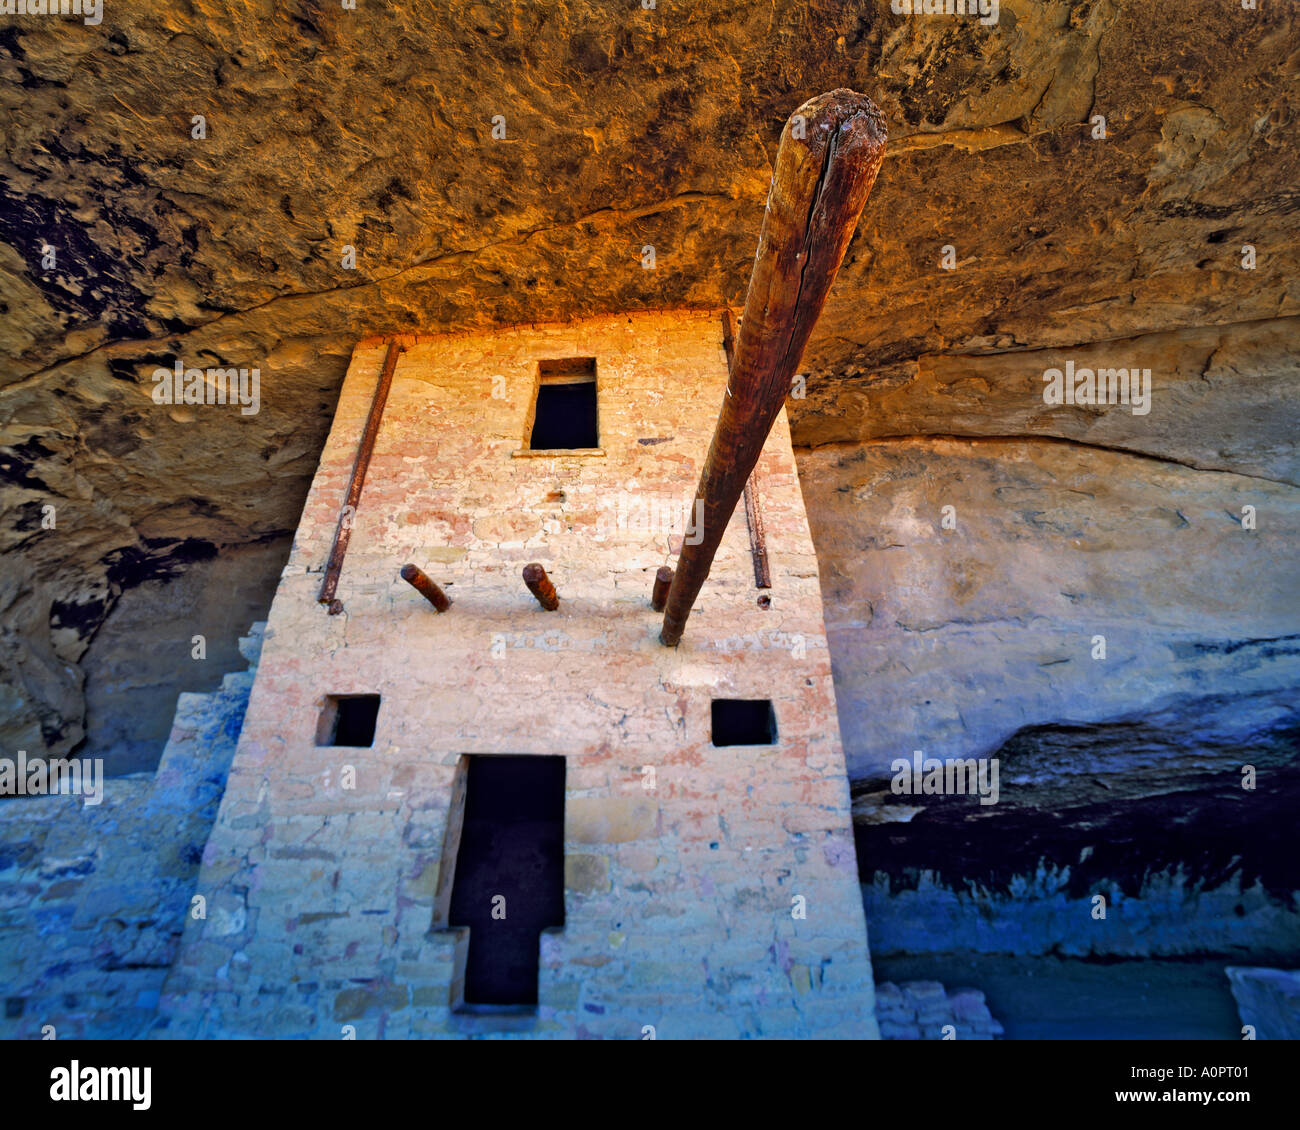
[{"x1": 0, "y1": 623, "x2": 265, "y2": 1039}]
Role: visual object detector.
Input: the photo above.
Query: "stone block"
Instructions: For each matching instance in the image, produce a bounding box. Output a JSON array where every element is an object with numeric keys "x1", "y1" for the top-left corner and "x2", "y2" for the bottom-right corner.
[
  {"x1": 1226, "y1": 966, "x2": 1300, "y2": 1040},
  {"x1": 565, "y1": 853, "x2": 611, "y2": 895},
  {"x1": 567, "y1": 797, "x2": 658, "y2": 844}
]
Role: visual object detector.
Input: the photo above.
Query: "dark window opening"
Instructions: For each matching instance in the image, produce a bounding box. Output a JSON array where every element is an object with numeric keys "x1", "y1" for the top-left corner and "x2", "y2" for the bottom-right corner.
[
  {"x1": 448, "y1": 755, "x2": 566, "y2": 1008},
  {"x1": 316, "y1": 694, "x2": 380, "y2": 747},
  {"x1": 528, "y1": 358, "x2": 597, "y2": 450},
  {"x1": 711, "y1": 699, "x2": 777, "y2": 746}
]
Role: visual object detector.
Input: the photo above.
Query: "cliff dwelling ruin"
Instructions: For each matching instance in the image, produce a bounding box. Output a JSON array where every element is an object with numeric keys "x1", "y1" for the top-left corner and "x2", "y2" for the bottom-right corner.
[{"x1": 0, "y1": 0, "x2": 1296, "y2": 1066}]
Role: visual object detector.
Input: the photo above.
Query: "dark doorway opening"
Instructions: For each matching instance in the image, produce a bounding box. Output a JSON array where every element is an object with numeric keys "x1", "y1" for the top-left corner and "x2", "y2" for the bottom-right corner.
[
  {"x1": 711, "y1": 699, "x2": 778, "y2": 746},
  {"x1": 528, "y1": 358, "x2": 597, "y2": 449},
  {"x1": 448, "y1": 755, "x2": 566, "y2": 1008},
  {"x1": 316, "y1": 694, "x2": 380, "y2": 747}
]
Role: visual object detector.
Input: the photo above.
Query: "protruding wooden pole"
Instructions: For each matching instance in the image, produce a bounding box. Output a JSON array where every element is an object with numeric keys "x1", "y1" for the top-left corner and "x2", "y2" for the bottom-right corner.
[
  {"x1": 651, "y1": 566, "x2": 674, "y2": 612},
  {"x1": 660, "y1": 90, "x2": 886, "y2": 646},
  {"x1": 523, "y1": 563, "x2": 559, "y2": 610},
  {"x1": 400, "y1": 564, "x2": 451, "y2": 612}
]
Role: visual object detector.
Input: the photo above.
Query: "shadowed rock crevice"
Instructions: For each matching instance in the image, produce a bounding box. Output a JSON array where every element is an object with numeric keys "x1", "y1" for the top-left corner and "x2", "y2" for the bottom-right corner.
[{"x1": 853, "y1": 700, "x2": 1300, "y2": 903}]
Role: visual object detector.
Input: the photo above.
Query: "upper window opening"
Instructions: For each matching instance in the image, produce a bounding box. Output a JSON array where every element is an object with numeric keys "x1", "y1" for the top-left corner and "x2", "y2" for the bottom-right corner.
[{"x1": 528, "y1": 358, "x2": 597, "y2": 450}]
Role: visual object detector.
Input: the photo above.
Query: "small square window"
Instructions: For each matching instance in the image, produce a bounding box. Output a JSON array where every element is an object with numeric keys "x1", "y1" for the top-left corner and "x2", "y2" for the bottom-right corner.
[
  {"x1": 317, "y1": 694, "x2": 380, "y2": 747},
  {"x1": 527, "y1": 358, "x2": 597, "y2": 450},
  {"x1": 711, "y1": 699, "x2": 777, "y2": 746}
]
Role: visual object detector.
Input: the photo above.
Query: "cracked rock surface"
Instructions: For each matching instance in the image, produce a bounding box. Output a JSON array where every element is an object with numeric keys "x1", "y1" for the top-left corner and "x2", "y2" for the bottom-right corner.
[{"x1": 0, "y1": 0, "x2": 1297, "y2": 817}]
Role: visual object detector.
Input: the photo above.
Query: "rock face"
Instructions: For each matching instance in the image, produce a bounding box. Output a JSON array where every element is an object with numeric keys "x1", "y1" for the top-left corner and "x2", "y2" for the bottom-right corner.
[
  {"x1": 77, "y1": 537, "x2": 286, "y2": 775},
  {"x1": 803, "y1": 432, "x2": 1298, "y2": 784},
  {"x1": 802, "y1": 417, "x2": 1298, "y2": 953},
  {"x1": 2, "y1": 0, "x2": 1298, "y2": 766}
]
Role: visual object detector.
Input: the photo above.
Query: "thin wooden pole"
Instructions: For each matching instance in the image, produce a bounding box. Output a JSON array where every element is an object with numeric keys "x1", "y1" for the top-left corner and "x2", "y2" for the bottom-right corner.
[
  {"x1": 723, "y1": 308, "x2": 772, "y2": 590},
  {"x1": 318, "y1": 339, "x2": 402, "y2": 614},
  {"x1": 660, "y1": 90, "x2": 886, "y2": 646}
]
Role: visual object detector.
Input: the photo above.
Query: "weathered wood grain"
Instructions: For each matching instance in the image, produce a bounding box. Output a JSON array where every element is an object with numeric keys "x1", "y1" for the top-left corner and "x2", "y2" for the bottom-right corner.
[{"x1": 661, "y1": 90, "x2": 887, "y2": 645}]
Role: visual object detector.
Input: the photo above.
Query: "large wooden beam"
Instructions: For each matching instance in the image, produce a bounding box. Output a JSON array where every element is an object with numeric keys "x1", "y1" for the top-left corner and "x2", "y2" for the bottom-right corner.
[{"x1": 660, "y1": 89, "x2": 886, "y2": 646}]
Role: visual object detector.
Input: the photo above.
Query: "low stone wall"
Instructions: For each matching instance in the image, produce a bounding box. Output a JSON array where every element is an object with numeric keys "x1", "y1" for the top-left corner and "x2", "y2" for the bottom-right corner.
[
  {"x1": 875, "y1": 980, "x2": 1003, "y2": 1040},
  {"x1": 861, "y1": 871, "x2": 1300, "y2": 961}
]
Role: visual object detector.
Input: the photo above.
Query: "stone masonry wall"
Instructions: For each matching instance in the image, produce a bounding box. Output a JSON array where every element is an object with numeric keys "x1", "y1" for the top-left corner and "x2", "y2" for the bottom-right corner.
[
  {"x1": 0, "y1": 625, "x2": 263, "y2": 1038},
  {"x1": 158, "y1": 310, "x2": 878, "y2": 1039},
  {"x1": 874, "y1": 981, "x2": 1003, "y2": 1041}
]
